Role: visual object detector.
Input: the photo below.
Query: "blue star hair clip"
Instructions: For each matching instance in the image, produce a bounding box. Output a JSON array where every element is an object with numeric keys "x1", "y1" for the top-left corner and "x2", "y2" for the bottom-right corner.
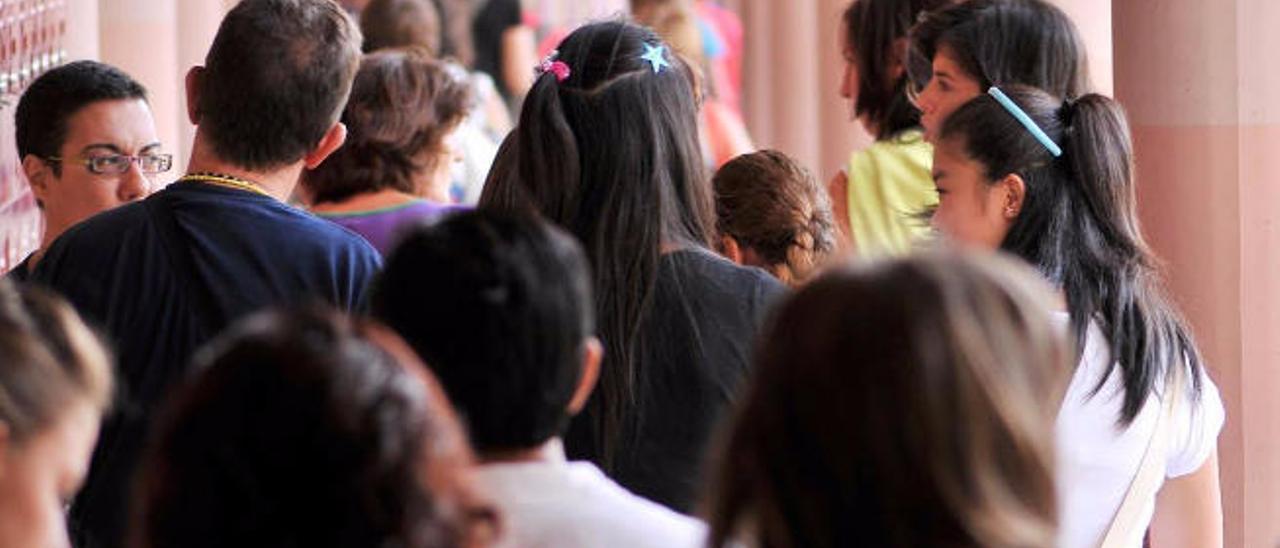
[{"x1": 640, "y1": 43, "x2": 671, "y2": 73}]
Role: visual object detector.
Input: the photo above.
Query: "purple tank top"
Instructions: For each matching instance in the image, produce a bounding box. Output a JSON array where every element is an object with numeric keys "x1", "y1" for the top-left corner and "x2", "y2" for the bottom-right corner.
[{"x1": 316, "y1": 200, "x2": 464, "y2": 255}]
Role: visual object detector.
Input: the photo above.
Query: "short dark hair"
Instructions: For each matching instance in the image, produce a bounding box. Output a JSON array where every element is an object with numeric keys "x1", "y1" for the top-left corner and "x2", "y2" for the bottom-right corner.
[
  {"x1": 303, "y1": 48, "x2": 473, "y2": 204},
  {"x1": 197, "y1": 0, "x2": 362, "y2": 171},
  {"x1": 841, "y1": 0, "x2": 953, "y2": 139},
  {"x1": 907, "y1": 0, "x2": 1089, "y2": 100},
  {"x1": 135, "y1": 306, "x2": 496, "y2": 548},
  {"x1": 372, "y1": 210, "x2": 595, "y2": 453},
  {"x1": 15, "y1": 60, "x2": 147, "y2": 174},
  {"x1": 713, "y1": 150, "x2": 837, "y2": 285}
]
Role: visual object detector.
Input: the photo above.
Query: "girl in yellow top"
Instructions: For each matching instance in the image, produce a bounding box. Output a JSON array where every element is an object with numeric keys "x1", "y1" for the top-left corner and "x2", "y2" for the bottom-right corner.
[{"x1": 828, "y1": 0, "x2": 950, "y2": 258}]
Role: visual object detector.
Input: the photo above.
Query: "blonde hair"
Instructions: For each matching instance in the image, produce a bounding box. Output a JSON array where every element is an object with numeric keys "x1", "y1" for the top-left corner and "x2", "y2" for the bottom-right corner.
[
  {"x1": 0, "y1": 280, "x2": 112, "y2": 443},
  {"x1": 708, "y1": 251, "x2": 1069, "y2": 548},
  {"x1": 631, "y1": 0, "x2": 706, "y2": 70}
]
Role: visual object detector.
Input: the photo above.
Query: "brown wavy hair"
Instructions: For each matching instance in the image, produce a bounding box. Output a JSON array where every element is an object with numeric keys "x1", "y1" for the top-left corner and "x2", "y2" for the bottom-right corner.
[
  {"x1": 707, "y1": 251, "x2": 1069, "y2": 548},
  {"x1": 304, "y1": 47, "x2": 473, "y2": 204},
  {"x1": 713, "y1": 150, "x2": 837, "y2": 286}
]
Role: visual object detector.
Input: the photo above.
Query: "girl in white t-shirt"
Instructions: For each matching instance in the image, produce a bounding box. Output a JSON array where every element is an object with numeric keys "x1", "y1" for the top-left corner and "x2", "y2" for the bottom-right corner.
[{"x1": 928, "y1": 85, "x2": 1225, "y2": 548}]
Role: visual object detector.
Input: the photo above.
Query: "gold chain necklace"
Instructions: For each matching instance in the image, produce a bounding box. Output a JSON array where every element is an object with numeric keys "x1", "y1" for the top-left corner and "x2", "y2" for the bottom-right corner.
[{"x1": 180, "y1": 172, "x2": 272, "y2": 198}]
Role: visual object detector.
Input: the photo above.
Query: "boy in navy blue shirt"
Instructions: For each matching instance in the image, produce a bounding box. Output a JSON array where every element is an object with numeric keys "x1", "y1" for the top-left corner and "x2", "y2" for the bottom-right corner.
[{"x1": 34, "y1": 2, "x2": 379, "y2": 546}]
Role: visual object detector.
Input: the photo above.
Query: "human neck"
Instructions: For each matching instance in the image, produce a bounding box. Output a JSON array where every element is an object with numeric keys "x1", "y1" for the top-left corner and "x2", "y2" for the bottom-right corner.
[
  {"x1": 184, "y1": 137, "x2": 301, "y2": 202},
  {"x1": 480, "y1": 438, "x2": 567, "y2": 465},
  {"x1": 36, "y1": 220, "x2": 65, "y2": 258}
]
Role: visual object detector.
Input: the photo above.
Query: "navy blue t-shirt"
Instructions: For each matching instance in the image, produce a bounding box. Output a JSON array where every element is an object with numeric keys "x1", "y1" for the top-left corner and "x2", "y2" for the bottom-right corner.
[{"x1": 33, "y1": 181, "x2": 382, "y2": 548}]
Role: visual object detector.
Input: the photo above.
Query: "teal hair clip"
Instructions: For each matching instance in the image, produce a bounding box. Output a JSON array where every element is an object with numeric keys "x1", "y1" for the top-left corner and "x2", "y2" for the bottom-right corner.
[{"x1": 987, "y1": 87, "x2": 1062, "y2": 157}]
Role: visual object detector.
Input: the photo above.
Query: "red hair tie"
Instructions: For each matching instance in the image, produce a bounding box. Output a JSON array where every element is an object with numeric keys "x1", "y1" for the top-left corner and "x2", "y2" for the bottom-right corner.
[{"x1": 536, "y1": 50, "x2": 571, "y2": 83}]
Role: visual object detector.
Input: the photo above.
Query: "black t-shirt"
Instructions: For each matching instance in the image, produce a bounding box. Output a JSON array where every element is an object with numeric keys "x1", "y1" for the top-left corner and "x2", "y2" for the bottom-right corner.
[
  {"x1": 472, "y1": 0, "x2": 522, "y2": 99},
  {"x1": 565, "y1": 248, "x2": 786, "y2": 513},
  {"x1": 34, "y1": 181, "x2": 382, "y2": 548}
]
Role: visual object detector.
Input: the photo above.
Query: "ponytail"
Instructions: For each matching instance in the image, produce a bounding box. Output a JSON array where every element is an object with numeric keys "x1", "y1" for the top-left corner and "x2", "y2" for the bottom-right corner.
[
  {"x1": 480, "y1": 73, "x2": 582, "y2": 221},
  {"x1": 940, "y1": 86, "x2": 1204, "y2": 425}
]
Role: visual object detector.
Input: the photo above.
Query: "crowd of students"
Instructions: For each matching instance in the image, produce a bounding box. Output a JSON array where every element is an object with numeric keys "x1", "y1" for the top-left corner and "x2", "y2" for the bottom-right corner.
[{"x1": 0, "y1": 0, "x2": 1224, "y2": 547}]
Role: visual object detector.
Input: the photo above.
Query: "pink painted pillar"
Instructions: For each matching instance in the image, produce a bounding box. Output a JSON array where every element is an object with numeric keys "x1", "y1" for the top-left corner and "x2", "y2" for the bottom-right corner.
[
  {"x1": 733, "y1": 0, "x2": 865, "y2": 181},
  {"x1": 65, "y1": 0, "x2": 97, "y2": 61},
  {"x1": 176, "y1": 1, "x2": 226, "y2": 171},
  {"x1": 816, "y1": 0, "x2": 866, "y2": 181},
  {"x1": 1236, "y1": 1, "x2": 1280, "y2": 544},
  {"x1": 739, "y1": 0, "x2": 821, "y2": 172},
  {"x1": 98, "y1": 0, "x2": 179, "y2": 186},
  {"x1": 1051, "y1": 0, "x2": 1112, "y2": 94},
  {"x1": 1115, "y1": 0, "x2": 1280, "y2": 545}
]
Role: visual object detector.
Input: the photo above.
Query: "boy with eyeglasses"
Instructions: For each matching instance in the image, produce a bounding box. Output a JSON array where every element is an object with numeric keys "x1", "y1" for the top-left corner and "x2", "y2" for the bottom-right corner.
[{"x1": 9, "y1": 60, "x2": 170, "y2": 280}]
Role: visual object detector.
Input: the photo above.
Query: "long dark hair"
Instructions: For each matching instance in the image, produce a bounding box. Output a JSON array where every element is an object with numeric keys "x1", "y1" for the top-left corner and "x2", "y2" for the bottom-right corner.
[
  {"x1": 907, "y1": 0, "x2": 1089, "y2": 100},
  {"x1": 479, "y1": 21, "x2": 714, "y2": 465},
  {"x1": 842, "y1": 0, "x2": 953, "y2": 139},
  {"x1": 938, "y1": 86, "x2": 1203, "y2": 424},
  {"x1": 708, "y1": 252, "x2": 1067, "y2": 548}
]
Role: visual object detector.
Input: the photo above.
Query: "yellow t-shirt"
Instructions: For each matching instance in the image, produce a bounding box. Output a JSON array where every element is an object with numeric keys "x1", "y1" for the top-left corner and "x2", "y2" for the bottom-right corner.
[{"x1": 845, "y1": 129, "x2": 935, "y2": 258}]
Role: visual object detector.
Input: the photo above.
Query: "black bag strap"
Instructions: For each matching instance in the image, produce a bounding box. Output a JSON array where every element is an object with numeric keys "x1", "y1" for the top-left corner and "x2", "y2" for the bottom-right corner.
[{"x1": 143, "y1": 196, "x2": 226, "y2": 337}]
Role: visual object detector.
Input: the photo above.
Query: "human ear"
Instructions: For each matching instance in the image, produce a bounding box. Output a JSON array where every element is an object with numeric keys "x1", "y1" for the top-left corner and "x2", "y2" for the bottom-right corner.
[
  {"x1": 567, "y1": 337, "x2": 602, "y2": 415},
  {"x1": 23, "y1": 155, "x2": 50, "y2": 208},
  {"x1": 997, "y1": 173, "x2": 1027, "y2": 219},
  {"x1": 720, "y1": 235, "x2": 745, "y2": 264},
  {"x1": 887, "y1": 37, "x2": 909, "y2": 81},
  {"x1": 0, "y1": 421, "x2": 9, "y2": 478},
  {"x1": 185, "y1": 66, "x2": 205, "y2": 124},
  {"x1": 302, "y1": 123, "x2": 348, "y2": 170}
]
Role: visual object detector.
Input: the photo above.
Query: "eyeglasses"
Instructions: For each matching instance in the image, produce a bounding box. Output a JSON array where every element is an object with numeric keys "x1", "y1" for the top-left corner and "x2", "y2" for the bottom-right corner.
[{"x1": 46, "y1": 153, "x2": 174, "y2": 175}]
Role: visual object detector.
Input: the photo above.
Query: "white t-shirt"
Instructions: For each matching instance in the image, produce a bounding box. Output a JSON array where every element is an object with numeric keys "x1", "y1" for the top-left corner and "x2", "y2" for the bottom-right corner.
[
  {"x1": 475, "y1": 459, "x2": 708, "y2": 548},
  {"x1": 1055, "y1": 317, "x2": 1225, "y2": 548}
]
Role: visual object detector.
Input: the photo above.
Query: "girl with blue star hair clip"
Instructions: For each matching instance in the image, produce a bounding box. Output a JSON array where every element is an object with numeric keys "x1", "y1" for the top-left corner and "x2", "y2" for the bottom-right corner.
[
  {"x1": 929, "y1": 84, "x2": 1226, "y2": 548},
  {"x1": 480, "y1": 20, "x2": 787, "y2": 514}
]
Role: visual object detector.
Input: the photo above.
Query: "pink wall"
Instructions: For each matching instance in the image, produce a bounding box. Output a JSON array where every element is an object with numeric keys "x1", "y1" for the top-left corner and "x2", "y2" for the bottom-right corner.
[
  {"x1": 98, "y1": 0, "x2": 181, "y2": 187},
  {"x1": 1235, "y1": 0, "x2": 1280, "y2": 543},
  {"x1": 1051, "y1": 0, "x2": 1112, "y2": 94},
  {"x1": 727, "y1": 0, "x2": 859, "y2": 183},
  {"x1": 0, "y1": 0, "x2": 70, "y2": 272},
  {"x1": 1115, "y1": 0, "x2": 1280, "y2": 544}
]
